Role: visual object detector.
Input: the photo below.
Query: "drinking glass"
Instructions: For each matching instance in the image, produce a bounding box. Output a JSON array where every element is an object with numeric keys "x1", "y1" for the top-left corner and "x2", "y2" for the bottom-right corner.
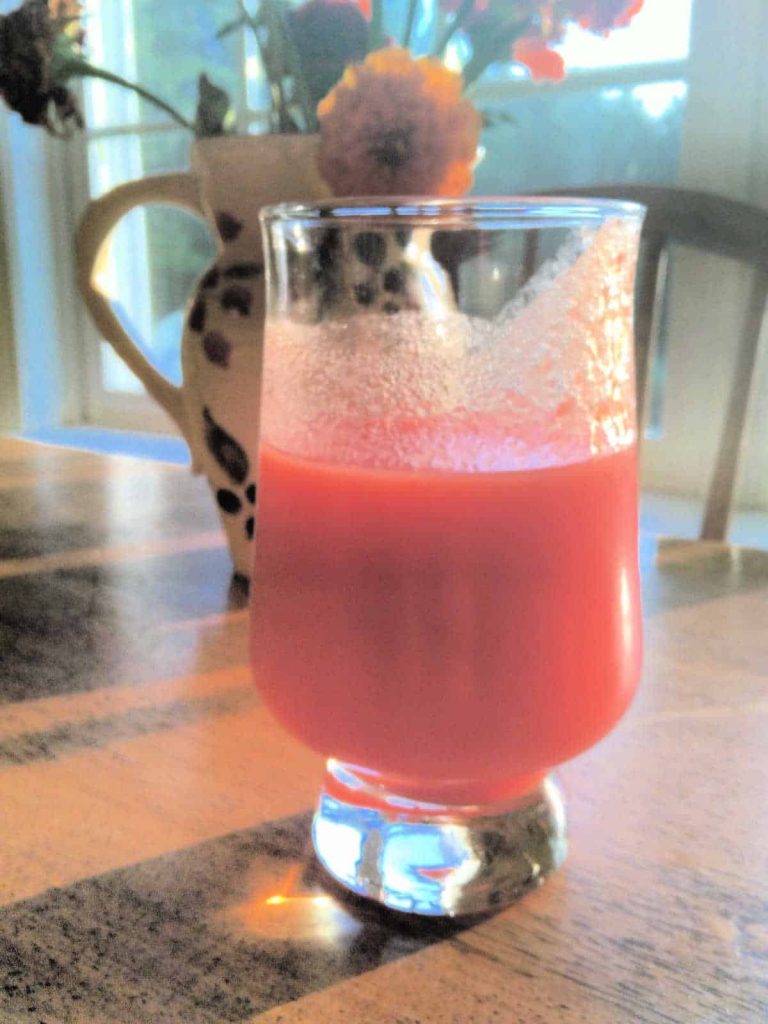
[{"x1": 253, "y1": 198, "x2": 645, "y2": 916}]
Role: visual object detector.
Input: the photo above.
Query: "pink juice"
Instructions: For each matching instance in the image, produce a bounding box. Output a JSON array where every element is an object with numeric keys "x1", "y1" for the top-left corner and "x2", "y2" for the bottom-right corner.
[{"x1": 250, "y1": 438, "x2": 641, "y2": 804}]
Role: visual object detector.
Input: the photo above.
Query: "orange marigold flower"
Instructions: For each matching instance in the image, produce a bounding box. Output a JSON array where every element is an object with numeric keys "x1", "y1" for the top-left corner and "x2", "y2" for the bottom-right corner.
[{"x1": 317, "y1": 48, "x2": 482, "y2": 197}]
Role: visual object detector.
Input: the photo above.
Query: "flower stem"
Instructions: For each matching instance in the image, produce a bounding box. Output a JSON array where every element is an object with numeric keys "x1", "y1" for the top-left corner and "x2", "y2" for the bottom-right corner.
[
  {"x1": 269, "y1": 0, "x2": 318, "y2": 131},
  {"x1": 237, "y1": 2, "x2": 289, "y2": 131},
  {"x1": 370, "y1": 0, "x2": 385, "y2": 50},
  {"x1": 433, "y1": 0, "x2": 475, "y2": 58},
  {"x1": 402, "y1": 0, "x2": 419, "y2": 48},
  {"x1": 239, "y1": 0, "x2": 313, "y2": 132},
  {"x1": 462, "y1": 17, "x2": 531, "y2": 89},
  {"x1": 67, "y1": 62, "x2": 194, "y2": 131}
]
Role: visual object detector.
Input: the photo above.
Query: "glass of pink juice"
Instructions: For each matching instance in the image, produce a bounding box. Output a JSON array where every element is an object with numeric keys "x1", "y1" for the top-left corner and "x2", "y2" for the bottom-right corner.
[{"x1": 253, "y1": 199, "x2": 645, "y2": 916}]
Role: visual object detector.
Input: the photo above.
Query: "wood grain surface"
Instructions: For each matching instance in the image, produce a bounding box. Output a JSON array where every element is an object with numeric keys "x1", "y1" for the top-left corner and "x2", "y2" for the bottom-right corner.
[{"x1": 0, "y1": 437, "x2": 766, "y2": 1023}]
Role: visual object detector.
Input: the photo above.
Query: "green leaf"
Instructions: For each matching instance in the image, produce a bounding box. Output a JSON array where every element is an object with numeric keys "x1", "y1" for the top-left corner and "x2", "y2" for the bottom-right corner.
[{"x1": 194, "y1": 73, "x2": 233, "y2": 138}]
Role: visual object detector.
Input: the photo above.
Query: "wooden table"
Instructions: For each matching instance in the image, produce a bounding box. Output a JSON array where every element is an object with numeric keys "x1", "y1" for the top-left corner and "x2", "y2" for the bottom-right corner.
[{"x1": 1, "y1": 436, "x2": 766, "y2": 1024}]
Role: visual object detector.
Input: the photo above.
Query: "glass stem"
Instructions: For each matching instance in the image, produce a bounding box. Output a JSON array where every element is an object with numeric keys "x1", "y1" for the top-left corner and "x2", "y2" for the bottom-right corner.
[{"x1": 68, "y1": 62, "x2": 194, "y2": 131}]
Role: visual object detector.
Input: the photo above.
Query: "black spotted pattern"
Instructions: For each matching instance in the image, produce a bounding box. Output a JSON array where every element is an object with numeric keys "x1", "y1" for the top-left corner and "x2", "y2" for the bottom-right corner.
[
  {"x1": 215, "y1": 478, "x2": 257, "y2": 542},
  {"x1": 220, "y1": 286, "x2": 252, "y2": 317},
  {"x1": 313, "y1": 227, "x2": 342, "y2": 317},
  {"x1": 353, "y1": 232, "x2": 387, "y2": 267},
  {"x1": 353, "y1": 282, "x2": 376, "y2": 307},
  {"x1": 201, "y1": 267, "x2": 220, "y2": 289},
  {"x1": 204, "y1": 411, "x2": 257, "y2": 541},
  {"x1": 188, "y1": 299, "x2": 206, "y2": 333},
  {"x1": 216, "y1": 489, "x2": 241, "y2": 515},
  {"x1": 383, "y1": 267, "x2": 405, "y2": 294},
  {"x1": 382, "y1": 301, "x2": 400, "y2": 315},
  {"x1": 203, "y1": 331, "x2": 231, "y2": 368},
  {"x1": 215, "y1": 211, "x2": 244, "y2": 242},
  {"x1": 203, "y1": 407, "x2": 249, "y2": 485},
  {"x1": 223, "y1": 262, "x2": 263, "y2": 280}
]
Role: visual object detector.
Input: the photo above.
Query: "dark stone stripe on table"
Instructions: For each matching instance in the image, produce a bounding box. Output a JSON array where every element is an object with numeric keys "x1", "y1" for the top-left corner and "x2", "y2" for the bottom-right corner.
[
  {"x1": 0, "y1": 524, "x2": 96, "y2": 561},
  {"x1": 0, "y1": 548, "x2": 247, "y2": 704},
  {"x1": 0, "y1": 689, "x2": 255, "y2": 767},
  {"x1": 2, "y1": 540, "x2": 765, "y2": 707},
  {"x1": 0, "y1": 471, "x2": 220, "y2": 560},
  {"x1": 0, "y1": 814, "x2": 462, "y2": 1024}
]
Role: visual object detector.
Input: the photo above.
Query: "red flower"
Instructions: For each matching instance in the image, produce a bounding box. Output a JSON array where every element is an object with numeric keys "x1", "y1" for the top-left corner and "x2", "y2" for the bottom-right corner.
[
  {"x1": 513, "y1": 38, "x2": 566, "y2": 80},
  {"x1": 512, "y1": 0, "x2": 644, "y2": 80},
  {"x1": 573, "y1": 0, "x2": 644, "y2": 32}
]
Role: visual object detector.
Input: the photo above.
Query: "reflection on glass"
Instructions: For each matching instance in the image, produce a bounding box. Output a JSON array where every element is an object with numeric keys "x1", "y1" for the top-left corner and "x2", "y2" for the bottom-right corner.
[{"x1": 225, "y1": 864, "x2": 363, "y2": 943}]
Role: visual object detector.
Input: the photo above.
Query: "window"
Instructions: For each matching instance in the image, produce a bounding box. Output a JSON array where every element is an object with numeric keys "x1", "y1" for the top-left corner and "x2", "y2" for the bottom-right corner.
[
  {"x1": 469, "y1": 0, "x2": 693, "y2": 440},
  {"x1": 5, "y1": 0, "x2": 766, "y2": 515},
  {"x1": 472, "y1": 0, "x2": 692, "y2": 193},
  {"x1": 70, "y1": 0, "x2": 694, "y2": 428},
  {"x1": 3, "y1": 0, "x2": 694, "y2": 439},
  {"x1": 76, "y1": 0, "x2": 256, "y2": 424}
]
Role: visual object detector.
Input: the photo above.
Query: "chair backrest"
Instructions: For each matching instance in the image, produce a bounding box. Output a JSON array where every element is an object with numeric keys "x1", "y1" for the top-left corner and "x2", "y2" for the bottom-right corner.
[{"x1": 545, "y1": 185, "x2": 768, "y2": 541}]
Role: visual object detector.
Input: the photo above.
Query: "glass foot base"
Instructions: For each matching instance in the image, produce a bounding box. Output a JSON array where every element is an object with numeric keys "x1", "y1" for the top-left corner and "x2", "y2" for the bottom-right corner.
[{"x1": 312, "y1": 761, "x2": 567, "y2": 917}]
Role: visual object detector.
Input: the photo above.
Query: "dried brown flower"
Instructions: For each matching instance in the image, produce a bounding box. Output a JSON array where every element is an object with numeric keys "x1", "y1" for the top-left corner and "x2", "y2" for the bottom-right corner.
[{"x1": 0, "y1": 0, "x2": 84, "y2": 136}]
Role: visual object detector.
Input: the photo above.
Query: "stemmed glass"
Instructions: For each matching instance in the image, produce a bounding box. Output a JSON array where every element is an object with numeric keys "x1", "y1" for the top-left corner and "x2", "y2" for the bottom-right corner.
[{"x1": 251, "y1": 198, "x2": 645, "y2": 916}]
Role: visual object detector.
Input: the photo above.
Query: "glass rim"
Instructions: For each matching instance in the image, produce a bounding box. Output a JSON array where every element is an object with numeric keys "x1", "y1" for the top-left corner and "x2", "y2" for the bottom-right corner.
[{"x1": 260, "y1": 195, "x2": 646, "y2": 230}]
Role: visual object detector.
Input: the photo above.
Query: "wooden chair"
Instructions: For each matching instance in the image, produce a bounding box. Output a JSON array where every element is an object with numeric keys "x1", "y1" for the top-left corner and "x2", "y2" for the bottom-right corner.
[{"x1": 543, "y1": 186, "x2": 768, "y2": 541}]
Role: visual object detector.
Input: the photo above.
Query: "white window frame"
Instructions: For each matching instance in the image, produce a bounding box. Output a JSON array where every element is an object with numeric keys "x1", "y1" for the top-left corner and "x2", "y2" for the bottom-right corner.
[{"x1": 61, "y1": 0, "x2": 260, "y2": 435}]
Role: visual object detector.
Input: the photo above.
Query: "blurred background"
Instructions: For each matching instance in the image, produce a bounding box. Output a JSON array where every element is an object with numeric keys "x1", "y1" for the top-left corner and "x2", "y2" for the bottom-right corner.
[{"x1": 0, "y1": 0, "x2": 766, "y2": 540}]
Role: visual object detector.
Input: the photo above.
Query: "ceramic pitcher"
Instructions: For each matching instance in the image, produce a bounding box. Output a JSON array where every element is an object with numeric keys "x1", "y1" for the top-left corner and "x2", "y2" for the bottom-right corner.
[{"x1": 76, "y1": 134, "x2": 331, "y2": 580}]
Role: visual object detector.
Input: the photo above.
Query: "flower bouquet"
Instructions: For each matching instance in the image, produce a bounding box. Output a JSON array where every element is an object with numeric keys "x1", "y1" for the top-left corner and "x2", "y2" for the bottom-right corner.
[
  {"x1": 0, "y1": 0, "x2": 645, "y2": 195},
  {"x1": 2, "y1": 0, "x2": 644, "y2": 582}
]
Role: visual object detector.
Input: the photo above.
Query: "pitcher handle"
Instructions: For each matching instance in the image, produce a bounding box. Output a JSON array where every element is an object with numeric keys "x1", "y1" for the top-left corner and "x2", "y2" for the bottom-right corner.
[{"x1": 75, "y1": 172, "x2": 205, "y2": 441}]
